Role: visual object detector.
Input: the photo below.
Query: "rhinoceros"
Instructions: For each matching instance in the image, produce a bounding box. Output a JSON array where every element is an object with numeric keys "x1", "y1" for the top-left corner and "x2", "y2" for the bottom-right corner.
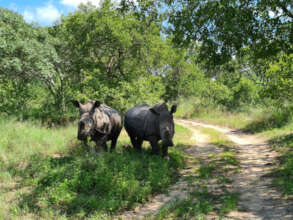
[
  {"x1": 124, "y1": 103, "x2": 177, "y2": 158},
  {"x1": 72, "y1": 100, "x2": 122, "y2": 152}
]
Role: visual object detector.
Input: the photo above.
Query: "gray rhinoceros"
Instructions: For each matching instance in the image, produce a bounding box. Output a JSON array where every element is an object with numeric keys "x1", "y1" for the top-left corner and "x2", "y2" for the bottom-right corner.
[
  {"x1": 72, "y1": 100, "x2": 122, "y2": 152},
  {"x1": 124, "y1": 103, "x2": 177, "y2": 158}
]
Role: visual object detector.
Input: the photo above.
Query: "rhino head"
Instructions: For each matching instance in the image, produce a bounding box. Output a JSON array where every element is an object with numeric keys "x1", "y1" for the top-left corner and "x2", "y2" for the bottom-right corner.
[
  {"x1": 150, "y1": 103, "x2": 177, "y2": 147},
  {"x1": 72, "y1": 100, "x2": 101, "y2": 141}
]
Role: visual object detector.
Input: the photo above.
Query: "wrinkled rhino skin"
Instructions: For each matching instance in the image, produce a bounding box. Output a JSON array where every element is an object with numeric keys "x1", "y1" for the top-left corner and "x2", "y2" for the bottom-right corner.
[
  {"x1": 72, "y1": 100, "x2": 122, "y2": 152},
  {"x1": 124, "y1": 103, "x2": 177, "y2": 158}
]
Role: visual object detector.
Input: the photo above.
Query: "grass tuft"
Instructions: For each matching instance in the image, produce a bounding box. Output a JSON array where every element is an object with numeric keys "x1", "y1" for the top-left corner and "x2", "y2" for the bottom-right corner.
[{"x1": 0, "y1": 118, "x2": 190, "y2": 219}]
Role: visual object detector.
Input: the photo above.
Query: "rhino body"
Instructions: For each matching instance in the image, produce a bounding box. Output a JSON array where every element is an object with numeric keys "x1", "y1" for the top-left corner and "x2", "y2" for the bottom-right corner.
[
  {"x1": 73, "y1": 100, "x2": 122, "y2": 152},
  {"x1": 124, "y1": 103, "x2": 177, "y2": 158}
]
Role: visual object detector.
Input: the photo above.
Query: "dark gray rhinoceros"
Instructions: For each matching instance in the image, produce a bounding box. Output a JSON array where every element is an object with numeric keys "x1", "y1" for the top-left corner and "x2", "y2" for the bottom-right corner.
[
  {"x1": 124, "y1": 103, "x2": 177, "y2": 158},
  {"x1": 72, "y1": 100, "x2": 122, "y2": 152}
]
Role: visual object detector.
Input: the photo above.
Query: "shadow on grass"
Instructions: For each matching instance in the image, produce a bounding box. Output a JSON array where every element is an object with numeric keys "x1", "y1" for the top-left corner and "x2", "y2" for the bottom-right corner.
[
  {"x1": 243, "y1": 106, "x2": 293, "y2": 133},
  {"x1": 267, "y1": 133, "x2": 293, "y2": 196},
  {"x1": 156, "y1": 141, "x2": 239, "y2": 220},
  {"x1": 157, "y1": 189, "x2": 239, "y2": 220},
  {"x1": 8, "y1": 144, "x2": 184, "y2": 218}
]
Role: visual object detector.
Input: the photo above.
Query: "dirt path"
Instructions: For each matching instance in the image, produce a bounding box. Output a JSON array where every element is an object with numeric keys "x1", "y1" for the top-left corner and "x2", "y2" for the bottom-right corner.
[
  {"x1": 117, "y1": 119, "x2": 293, "y2": 219},
  {"x1": 177, "y1": 119, "x2": 293, "y2": 220}
]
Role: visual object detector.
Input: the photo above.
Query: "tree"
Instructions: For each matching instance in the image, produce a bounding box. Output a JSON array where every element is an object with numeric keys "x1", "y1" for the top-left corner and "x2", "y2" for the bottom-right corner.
[
  {"x1": 0, "y1": 8, "x2": 67, "y2": 115},
  {"x1": 58, "y1": 1, "x2": 170, "y2": 110},
  {"x1": 264, "y1": 52, "x2": 293, "y2": 102},
  {"x1": 164, "y1": 0, "x2": 293, "y2": 66}
]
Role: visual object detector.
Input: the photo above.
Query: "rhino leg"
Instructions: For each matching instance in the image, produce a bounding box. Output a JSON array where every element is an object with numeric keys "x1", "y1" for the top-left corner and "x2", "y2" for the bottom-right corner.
[
  {"x1": 94, "y1": 137, "x2": 108, "y2": 152},
  {"x1": 110, "y1": 139, "x2": 117, "y2": 152},
  {"x1": 129, "y1": 134, "x2": 143, "y2": 151},
  {"x1": 162, "y1": 145, "x2": 169, "y2": 159},
  {"x1": 150, "y1": 138, "x2": 159, "y2": 155},
  {"x1": 110, "y1": 135, "x2": 120, "y2": 152},
  {"x1": 102, "y1": 142, "x2": 108, "y2": 152},
  {"x1": 83, "y1": 140, "x2": 90, "y2": 152},
  {"x1": 94, "y1": 142, "x2": 108, "y2": 152},
  {"x1": 134, "y1": 138, "x2": 143, "y2": 151}
]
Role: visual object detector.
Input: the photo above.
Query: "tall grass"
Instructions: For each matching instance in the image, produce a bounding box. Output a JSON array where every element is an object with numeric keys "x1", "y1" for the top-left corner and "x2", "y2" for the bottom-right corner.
[
  {"x1": 175, "y1": 96, "x2": 293, "y2": 133},
  {"x1": 156, "y1": 126, "x2": 239, "y2": 219},
  {"x1": 0, "y1": 118, "x2": 189, "y2": 219},
  {"x1": 175, "y1": 96, "x2": 258, "y2": 129},
  {"x1": 175, "y1": 96, "x2": 293, "y2": 200}
]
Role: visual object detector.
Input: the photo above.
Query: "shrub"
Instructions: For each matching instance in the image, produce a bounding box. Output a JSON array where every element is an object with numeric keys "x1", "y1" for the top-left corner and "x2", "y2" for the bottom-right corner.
[{"x1": 17, "y1": 148, "x2": 184, "y2": 217}]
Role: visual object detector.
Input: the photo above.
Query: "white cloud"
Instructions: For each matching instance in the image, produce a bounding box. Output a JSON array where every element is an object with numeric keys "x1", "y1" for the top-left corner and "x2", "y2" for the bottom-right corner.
[
  {"x1": 36, "y1": 4, "x2": 61, "y2": 24},
  {"x1": 22, "y1": 3, "x2": 61, "y2": 26},
  {"x1": 23, "y1": 10, "x2": 35, "y2": 23},
  {"x1": 61, "y1": 0, "x2": 102, "y2": 8}
]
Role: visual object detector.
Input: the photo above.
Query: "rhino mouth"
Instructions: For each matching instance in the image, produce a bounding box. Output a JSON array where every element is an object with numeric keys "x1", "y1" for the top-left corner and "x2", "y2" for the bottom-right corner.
[
  {"x1": 78, "y1": 134, "x2": 88, "y2": 141},
  {"x1": 162, "y1": 140, "x2": 174, "y2": 147}
]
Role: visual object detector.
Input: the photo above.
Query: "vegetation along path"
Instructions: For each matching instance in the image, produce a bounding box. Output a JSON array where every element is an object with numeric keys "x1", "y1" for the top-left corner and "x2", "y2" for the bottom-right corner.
[{"x1": 118, "y1": 119, "x2": 293, "y2": 219}]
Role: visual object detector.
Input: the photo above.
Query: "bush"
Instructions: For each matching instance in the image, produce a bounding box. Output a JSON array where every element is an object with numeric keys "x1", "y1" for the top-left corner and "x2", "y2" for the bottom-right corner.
[{"x1": 16, "y1": 148, "x2": 184, "y2": 217}]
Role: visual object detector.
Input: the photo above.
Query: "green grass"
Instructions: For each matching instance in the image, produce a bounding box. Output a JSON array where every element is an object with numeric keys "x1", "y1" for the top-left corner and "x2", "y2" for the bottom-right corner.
[
  {"x1": 0, "y1": 118, "x2": 191, "y2": 219},
  {"x1": 175, "y1": 97, "x2": 260, "y2": 129},
  {"x1": 173, "y1": 123, "x2": 195, "y2": 149},
  {"x1": 156, "y1": 126, "x2": 240, "y2": 219},
  {"x1": 175, "y1": 97, "x2": 293, "y2": 133},
  {"x1": 176, "y1": 97, "x2": 293, "y2": 200},
  {"x1": 268, "y1": 134, "x2": 293, "y2": 197},
  {"x1": 156, "y1": 190, "x2": 239, "y2": 220},
  {"x1": 14, "y1": 149, "x2": 183, "y2": 218}
]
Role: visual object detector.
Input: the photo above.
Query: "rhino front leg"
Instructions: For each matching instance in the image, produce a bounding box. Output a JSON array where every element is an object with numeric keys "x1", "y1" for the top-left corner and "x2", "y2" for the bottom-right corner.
[
  {"x1": 102, "y1": 142, "x2": 108, "y2": 152},
  {"x1": 110, "y1": 134, "x2": 121, "y2": 152},
  {"x1": 150, "y1": 138, "x2": 159, "y2": 155},
  {"x1": 95, "y1": 136, "x2": 108, "y2": 152},
  {"x1": 83, "y1": 140, "x2": 90, "y2": 152},
  {"x1": 94, "y1": 140, "x2": 108, "y2": 152},
  {"x1": 110, "y1": 138, "x2": 117, "y2": 152},
  {"x1": 162, "y1": 145, "x2": 169, "y2": 160}
]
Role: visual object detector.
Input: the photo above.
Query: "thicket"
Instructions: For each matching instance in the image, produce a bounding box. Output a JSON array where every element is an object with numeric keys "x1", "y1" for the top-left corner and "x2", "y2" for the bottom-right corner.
[{"x1": 1, "y1": 1, "x2": 292, "y2": 125}]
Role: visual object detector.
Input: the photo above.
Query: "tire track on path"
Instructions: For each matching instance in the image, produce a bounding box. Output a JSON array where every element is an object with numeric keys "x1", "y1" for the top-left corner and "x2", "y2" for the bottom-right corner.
[
  {"x1": 117, "y1": 119, "x2": 293, "y2": 219},
  {"x1": 177, "y1": 119, "x2": 293, "y2": 220}
]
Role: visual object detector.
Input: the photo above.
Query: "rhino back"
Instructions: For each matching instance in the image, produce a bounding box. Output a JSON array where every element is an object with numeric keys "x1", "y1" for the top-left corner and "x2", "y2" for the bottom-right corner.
[
  {"x1": 93, "y1": 104, "x2": 122, "y2": 135},
  {"x1": 125, "y1": 104, "x2": 159, "y2": 139}
]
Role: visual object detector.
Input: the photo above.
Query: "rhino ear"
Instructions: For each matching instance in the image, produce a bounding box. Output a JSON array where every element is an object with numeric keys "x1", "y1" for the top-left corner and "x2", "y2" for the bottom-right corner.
[
  {"x1": 93, "y1": 101, "x2": 101, "y2": 108},
  {"x1": 150, "y1": 103, "x2": 168, "y2": 115},
  {"x1": 72, "y1": 100, "x2": 80, "y2": 108},
  {"x1": 170, "y1": 105, "x2": 177, "y2": 115}
]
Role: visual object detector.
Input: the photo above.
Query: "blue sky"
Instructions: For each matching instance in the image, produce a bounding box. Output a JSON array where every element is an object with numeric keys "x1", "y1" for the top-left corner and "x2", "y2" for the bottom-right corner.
[{"x1": 0, "y1": 0, "x2": 103, "y2": 26}]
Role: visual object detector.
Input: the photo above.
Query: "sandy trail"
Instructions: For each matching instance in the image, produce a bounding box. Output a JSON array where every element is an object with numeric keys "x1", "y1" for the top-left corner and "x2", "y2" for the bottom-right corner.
[
  {"x1": 117, "y1": 119, "x2": 293, "y2": 219},
  {"x1": 177, "y1": 119, "x2": 293, "y2": 220}
]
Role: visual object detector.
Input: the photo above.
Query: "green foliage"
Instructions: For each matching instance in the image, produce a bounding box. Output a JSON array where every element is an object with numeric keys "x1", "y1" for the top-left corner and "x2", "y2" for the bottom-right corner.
[
  {"x1": 270, "y1": 134, "x2": 293, "y2": 196},
  {"x1": 244, "y1": 105, "x2": 293, "y2": 133},
  {"x1": 0, "y1": 7, "x2": 69, "y2": 119},
  {"x1": 164, "y1": 0, "x2": 293, "y2": 65},
  {"x1": 264, "y1": 53, "x2": 293, "y2": 102},
  {"x1": 17, "y1": 149, "x2": 183, "y2": 216},
  {"x1": 0, "y1": 5, "x2": 172, "y2": 120},
  {"x1": 230, "y1": 77, "x2": 259, "y2": 108},
  {"x1": 161, "y1": 45, "x2": 206, "y2": 101},
  {"x1": 59, "y1": 2, "x2": 169, "y2": 110},
  {"x1": 0, "y1": 118, "x2": 188, "y2": 218}
]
